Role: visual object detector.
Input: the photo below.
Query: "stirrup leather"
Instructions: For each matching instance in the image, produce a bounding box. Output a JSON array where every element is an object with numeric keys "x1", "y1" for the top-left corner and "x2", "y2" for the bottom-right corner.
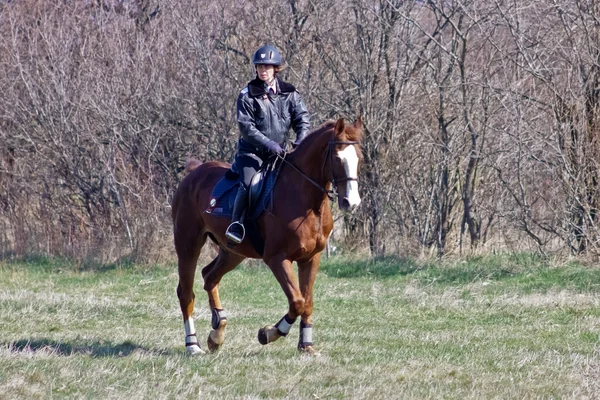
[{"x1": 225, "y1": 221, "x2": 246, "y2": 244}]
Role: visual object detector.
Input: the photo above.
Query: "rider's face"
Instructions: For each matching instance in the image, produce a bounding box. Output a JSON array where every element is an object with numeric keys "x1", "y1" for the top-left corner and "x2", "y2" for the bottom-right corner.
[{"x1": 256, "y1": 64, "x2": 275, "y2": 84}]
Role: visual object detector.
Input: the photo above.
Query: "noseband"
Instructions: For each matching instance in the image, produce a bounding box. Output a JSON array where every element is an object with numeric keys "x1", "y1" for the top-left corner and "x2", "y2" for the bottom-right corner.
[{"x1": 281, "y1": 138, "x2": 359, "y2": 201}]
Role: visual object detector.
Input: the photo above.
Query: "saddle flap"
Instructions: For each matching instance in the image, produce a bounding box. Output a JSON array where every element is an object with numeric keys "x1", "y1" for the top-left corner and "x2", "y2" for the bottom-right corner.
[
  {"x1": 206, "y1": 174, "x2": 239, "y2": 217},
  {"x1": 206, "y1": 157, "x2": 282, "y2": 220},
  {"x1": 248, "y1": 169, "x2": 266, "y2": 208}
]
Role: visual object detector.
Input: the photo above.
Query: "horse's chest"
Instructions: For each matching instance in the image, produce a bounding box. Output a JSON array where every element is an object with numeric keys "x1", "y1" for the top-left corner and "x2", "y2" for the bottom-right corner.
[{"x1": 298, "y1": 213, "x2": 332, "y2": 251}]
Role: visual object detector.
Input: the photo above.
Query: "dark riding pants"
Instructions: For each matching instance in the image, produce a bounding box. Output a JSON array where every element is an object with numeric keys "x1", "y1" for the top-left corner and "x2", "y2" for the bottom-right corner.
[{"x1": 232, "y1": 153, "x2": 264, "y2": 187}]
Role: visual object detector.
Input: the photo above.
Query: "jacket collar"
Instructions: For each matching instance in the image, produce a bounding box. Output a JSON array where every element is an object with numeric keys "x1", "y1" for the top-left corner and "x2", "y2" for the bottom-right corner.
[{"x1": 248, "y1": 77, "x2": 296, "y2": 97}]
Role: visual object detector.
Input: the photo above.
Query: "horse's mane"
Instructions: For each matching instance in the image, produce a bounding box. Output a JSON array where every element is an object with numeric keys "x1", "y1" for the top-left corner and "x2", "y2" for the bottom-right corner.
[
  {"x1": 185, "y1": 158, "x2": 202, "y2": 173},
  {"x1": 292, "y1": 120, "x2": 336, "y2": 153},
  {"x1": 292, "y1": 119, "x2": 363, "y2": 159}
]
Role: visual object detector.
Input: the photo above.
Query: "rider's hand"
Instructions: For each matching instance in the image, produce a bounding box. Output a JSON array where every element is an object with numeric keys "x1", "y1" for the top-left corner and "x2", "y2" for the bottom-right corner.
[{"x1": 265, "y1": 140, "x2": 285, "y2": 156}]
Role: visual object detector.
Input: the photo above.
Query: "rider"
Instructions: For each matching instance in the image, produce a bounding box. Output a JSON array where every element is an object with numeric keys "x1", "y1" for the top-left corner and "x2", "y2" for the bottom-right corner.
[{"x1": 225, "y1": 44, "x2": 310, "y2": 244}]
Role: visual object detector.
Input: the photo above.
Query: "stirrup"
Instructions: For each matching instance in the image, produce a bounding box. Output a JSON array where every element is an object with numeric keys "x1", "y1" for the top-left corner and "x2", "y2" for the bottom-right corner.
[{"x1": 225, "y1": 221, "x2": 245, "y2": 244}]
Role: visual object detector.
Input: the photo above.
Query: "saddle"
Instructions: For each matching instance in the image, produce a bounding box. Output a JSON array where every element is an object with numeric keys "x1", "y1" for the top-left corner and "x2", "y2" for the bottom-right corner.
[{"x1": 206, "y1": 157, "x2": 282, "y2": 255}]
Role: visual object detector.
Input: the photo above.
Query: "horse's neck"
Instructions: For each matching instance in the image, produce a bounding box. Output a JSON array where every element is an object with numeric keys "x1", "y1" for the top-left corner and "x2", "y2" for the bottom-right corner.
[
  {"x1": 285, "y1": 139, "x2": 331, "y2": 210},
  {"x1": 292, "y1": 134, "x2": 330, "y2": 182}
]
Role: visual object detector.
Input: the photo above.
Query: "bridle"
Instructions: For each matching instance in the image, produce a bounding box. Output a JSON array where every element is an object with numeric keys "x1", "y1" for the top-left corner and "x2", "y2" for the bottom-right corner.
[
  {"x1": 279, "y1": 138, "x2": 359, "y2": 201},
  {"x1": 327, "y1": 140, "x2": 360, "y2": 185}
]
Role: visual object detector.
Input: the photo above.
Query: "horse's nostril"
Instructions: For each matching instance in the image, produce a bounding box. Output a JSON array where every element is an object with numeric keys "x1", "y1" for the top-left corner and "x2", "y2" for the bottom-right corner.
[{"x1": 341, "y1": 198, "x2": 350, "y2": 210}]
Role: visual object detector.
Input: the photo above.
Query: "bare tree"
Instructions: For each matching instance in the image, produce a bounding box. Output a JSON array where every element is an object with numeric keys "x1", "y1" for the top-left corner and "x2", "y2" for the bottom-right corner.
[{"x1": 5, "y1": 0, "x2": 600, "y2": 262}]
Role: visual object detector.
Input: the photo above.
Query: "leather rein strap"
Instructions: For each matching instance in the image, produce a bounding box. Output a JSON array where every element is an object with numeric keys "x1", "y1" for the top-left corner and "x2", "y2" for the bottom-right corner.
[{"x1": 279, "y1": 139, "x2": 359, "y2": 201}]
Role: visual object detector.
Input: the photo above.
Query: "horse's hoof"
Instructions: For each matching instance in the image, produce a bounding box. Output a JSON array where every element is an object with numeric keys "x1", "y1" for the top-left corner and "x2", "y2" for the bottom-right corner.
[
  {"x1": 257, "y1": 326, "x2": 269, "y2": 345},
  {"x1": 258, "y1": 325, "x2": 281, "y2": 345},
  {"x1": 207, "y1": 319, "x2": 227, "y2": 352},
  {"x1": 207, "y1": 334, "x2": 220, "y2": 352},
  {"x1": 299, "y1": 345, "x2": 319, "y2": 356},
  {"x1": 186, "y1": 344, "x2": 205, "y2": 355},
  {"x1": 207, "y1": 331, "x2": 224, "y2": 352}
]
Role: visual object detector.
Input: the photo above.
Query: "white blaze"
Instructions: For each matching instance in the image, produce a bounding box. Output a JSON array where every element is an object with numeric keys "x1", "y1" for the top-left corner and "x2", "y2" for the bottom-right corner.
[{"x1": 338, "y1": 145, "x2": 361, "y2": 208}]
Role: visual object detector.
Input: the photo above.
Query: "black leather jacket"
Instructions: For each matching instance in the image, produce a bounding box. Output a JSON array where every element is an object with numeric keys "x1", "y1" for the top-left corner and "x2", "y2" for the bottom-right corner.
[{"x1": 236, "y1": 77, "x2": 310, "y2": 158}]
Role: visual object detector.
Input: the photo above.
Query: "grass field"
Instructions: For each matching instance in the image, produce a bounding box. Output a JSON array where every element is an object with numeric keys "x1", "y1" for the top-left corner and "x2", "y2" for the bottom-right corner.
[{"x1": 1, "y1": 254, "x2": 600, "y2": 399}]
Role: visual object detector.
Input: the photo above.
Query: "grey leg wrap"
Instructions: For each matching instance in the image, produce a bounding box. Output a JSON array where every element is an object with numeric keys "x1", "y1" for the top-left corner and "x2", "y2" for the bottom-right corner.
[
  {"x1": 298, "y1": 320, "x2": 313, "y2": 349},
  {"x1": 211, "y1": 308, "x2": 227, "y2": 330},
  {"x1": 275, "y1": 314, "x2": 297, "y2": 337},
  {"x1": 185, "y1": 334, "x2": 198, "y2": 346}
]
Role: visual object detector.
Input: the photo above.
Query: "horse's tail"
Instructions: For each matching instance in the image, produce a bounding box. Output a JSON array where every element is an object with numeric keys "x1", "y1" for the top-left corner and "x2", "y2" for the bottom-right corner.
[{"x1": 185, "y1": 158, "x2": 202, "y2": 174}]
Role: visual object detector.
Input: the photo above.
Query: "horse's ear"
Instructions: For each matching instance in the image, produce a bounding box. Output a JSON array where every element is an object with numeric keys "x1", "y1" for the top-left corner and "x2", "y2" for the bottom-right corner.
[
  {"x1": 355, "y1": 115, "x2": 364, "y2": 130},
  {"x1": 334, "y1": 118, "x2": 345, "y2": 136}
]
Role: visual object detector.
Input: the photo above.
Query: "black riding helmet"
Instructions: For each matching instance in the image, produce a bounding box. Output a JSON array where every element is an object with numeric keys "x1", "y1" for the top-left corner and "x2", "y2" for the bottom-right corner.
[{"x1": 252, "y1": 45, "x2": 282, "y2": 66}]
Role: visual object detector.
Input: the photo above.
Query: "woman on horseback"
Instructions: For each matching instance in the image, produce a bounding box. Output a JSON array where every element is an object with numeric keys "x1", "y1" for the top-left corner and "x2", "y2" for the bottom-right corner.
[{"x1": 225, "y1": 44, "x2": 310, "y2": 244}]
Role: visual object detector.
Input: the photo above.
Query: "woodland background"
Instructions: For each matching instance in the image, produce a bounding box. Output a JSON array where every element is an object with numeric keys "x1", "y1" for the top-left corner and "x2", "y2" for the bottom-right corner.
[{"x1": 2, "y1": 0, "x2": 600, "y2": 262}]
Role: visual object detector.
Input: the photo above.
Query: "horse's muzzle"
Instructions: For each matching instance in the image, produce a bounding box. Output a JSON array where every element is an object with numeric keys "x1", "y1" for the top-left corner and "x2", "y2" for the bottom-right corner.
[{"x1": 339, "y1": 196, "x2": 361, "y2": 212}]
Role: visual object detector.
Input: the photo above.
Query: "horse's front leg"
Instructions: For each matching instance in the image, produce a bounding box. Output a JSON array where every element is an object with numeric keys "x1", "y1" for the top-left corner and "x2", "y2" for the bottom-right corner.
[
  {"x1": 296, "y1": 253, "x2": 322, "y2": 355},
  {"x1": 258, "y1": 255, "x2": 304, "y2": 346},
  {"x1": 202, "y1": 249, "x2": 245, "y2": 352}
]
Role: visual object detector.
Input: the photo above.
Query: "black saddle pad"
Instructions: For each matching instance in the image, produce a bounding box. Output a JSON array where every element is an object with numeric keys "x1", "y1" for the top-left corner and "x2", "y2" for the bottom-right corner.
[
  {"x1": 206, "y1": 174, "x2": 238, "y2": 219},
  {"x1": 206, "y1": 163, "x2": 278, "y2": 220}
]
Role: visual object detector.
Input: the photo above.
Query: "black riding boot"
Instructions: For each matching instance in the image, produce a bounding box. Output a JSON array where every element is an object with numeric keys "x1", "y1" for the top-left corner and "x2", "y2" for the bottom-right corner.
[{"x1": 225, "y1": 184, "x2": 248, "y2": 244}]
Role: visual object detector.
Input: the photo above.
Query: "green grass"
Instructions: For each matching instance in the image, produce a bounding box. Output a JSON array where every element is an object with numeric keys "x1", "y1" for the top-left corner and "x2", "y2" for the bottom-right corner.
[{"x1": 1, "y1": 254, "x2": 599, "y2": 399}]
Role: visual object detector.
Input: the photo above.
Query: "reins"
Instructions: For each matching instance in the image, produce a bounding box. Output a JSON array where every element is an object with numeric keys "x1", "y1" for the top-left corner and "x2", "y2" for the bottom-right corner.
[
  {"x1": 278, "y1": 138, "x2": 359, "y2": 201},
  {"x1": 279, "y1": 155, "x2": 336, "y2": 200}
]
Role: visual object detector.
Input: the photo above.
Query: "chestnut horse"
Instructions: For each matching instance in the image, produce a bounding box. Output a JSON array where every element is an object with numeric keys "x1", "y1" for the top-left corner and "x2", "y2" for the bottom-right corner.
[{"x1": 171, "y1": 117, "x2": 363, "y2": 355}]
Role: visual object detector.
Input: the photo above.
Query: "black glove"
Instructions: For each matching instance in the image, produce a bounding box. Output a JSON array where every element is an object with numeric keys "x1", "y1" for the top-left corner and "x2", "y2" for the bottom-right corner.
[{"x1": 265, "y1": 140, "x2": 285, "y2": 156}]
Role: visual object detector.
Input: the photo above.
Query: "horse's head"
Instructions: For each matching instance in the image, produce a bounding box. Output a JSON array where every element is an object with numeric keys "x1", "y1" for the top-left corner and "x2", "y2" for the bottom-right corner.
[{"x1": 329, "y1": 117, "x2": 363, "y2": 212}]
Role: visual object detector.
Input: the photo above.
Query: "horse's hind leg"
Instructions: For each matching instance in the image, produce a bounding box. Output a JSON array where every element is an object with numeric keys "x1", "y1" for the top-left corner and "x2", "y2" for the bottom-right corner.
[
  {"x1": 202, "y1": 248, "x2": 245, "y2": 352},
  {"x1": 175, "y1": 228, "x2": 206, "y2": 355}
]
